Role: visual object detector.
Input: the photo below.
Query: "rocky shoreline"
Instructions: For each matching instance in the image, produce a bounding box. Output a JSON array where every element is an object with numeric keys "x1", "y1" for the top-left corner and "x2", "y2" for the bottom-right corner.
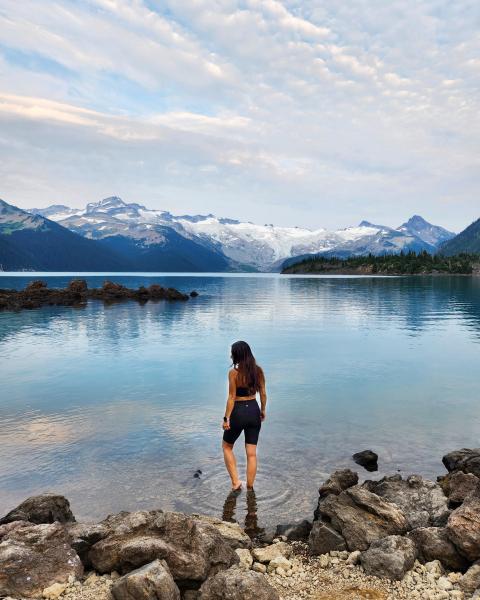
[
  {"x1": 0, "y1": 280, "x2": 199, "y2": 311},
  {"x1": 1, "y1": 448, "x2": 480, "y2": 599}
]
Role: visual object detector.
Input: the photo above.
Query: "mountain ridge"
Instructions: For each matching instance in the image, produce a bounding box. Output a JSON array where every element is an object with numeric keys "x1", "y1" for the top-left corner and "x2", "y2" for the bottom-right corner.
[{"x1": 28, "y1": 197, "x2": 456, "y2": 271}]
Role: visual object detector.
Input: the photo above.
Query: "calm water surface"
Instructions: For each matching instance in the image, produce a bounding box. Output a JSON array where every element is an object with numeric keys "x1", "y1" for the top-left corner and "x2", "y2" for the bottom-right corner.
[{"x1": 1, "y1": 273, "x2": 480, "y2": 529}]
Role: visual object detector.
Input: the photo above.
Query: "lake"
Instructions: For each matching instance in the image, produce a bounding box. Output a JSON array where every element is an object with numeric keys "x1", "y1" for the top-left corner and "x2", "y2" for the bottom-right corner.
[{"x1": 1, "y1": 273, "x2": 480, "y2": 531}]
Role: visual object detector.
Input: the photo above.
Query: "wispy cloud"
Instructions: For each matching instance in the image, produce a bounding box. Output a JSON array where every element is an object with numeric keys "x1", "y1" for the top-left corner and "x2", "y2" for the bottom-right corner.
[{"x1": 0, "y1": 0, "x2": 478, "y2": 229}]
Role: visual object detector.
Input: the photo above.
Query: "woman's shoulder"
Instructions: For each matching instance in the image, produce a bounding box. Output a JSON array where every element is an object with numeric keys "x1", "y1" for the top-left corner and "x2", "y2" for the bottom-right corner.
[{"x1": 228, "y1": 367, "x2": 238, "y2": 377}]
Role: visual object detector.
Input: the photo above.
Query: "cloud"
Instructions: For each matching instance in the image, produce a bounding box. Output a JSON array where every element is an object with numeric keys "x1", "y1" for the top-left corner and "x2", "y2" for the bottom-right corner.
[{"x1": 0, "y1": 0, "x2": 478, "y2": 230}]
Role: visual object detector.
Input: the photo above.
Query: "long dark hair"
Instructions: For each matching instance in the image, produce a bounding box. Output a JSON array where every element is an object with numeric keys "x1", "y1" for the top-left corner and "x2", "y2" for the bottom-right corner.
[{"x1": 231, "y1": 340, "x2": 263, "y2": 392}]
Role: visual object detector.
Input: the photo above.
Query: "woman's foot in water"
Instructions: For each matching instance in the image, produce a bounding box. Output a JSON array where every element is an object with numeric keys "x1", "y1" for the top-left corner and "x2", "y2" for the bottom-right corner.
[{"x1": 231, "y1": 481, "x2": 242, "y2": 492}]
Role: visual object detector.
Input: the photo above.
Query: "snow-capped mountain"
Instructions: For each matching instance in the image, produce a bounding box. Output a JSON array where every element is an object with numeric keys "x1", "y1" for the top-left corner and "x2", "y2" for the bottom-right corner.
[{"x1": 29, "y1": 197, "x2": 455, "y2": 271}]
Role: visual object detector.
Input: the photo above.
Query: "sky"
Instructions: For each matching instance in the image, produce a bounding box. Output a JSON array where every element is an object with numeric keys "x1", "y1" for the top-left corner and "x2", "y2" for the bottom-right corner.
[{"x1": 0, "y1": 0, "x2": 479, "y2": 232}]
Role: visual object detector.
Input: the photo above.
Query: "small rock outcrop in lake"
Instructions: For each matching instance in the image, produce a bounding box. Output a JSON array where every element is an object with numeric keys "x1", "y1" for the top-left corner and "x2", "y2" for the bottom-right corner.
[
  {"x1": 353, "y1": 449, "x2": 378, "y2": 472},
  {"x1": 0, "y1": 279, "x2": 198, "y2": 312}
]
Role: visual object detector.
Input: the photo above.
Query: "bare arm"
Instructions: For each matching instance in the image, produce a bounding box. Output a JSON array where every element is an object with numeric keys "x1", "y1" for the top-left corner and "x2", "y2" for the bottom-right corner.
[
  {"x1": 223, "y1": 370, "x2": 237, "y2": 429},
  {"x1": 259, "y1": 368, "x2": 267, "y2": 419}
]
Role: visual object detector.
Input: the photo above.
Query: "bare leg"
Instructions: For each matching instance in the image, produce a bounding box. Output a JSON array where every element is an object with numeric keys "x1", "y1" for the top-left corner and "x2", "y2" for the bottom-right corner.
[
  {"x1": 246, "y1": 443, "x2": 257, "y2": 489},
  {"x1": 223, "y1": 441, "x2": 242, "y2": 490}
]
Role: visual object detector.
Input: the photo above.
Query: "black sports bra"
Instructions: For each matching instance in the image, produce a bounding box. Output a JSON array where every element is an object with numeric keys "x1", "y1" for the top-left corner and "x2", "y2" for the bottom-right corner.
[{"x1": 236, "y1": 386, "x2": 255, "y2": 397}]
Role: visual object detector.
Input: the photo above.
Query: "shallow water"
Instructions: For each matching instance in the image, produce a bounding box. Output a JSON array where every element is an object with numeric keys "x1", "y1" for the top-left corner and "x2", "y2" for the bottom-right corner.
[{"x1": 1, "y1": 273, "x2": 480, "y2": 528}]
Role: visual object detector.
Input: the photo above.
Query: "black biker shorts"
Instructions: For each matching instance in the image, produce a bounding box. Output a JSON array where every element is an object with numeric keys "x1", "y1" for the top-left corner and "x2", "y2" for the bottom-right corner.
[{"x1": 223, "y1": 400, "x2": 261, "y2": 446}]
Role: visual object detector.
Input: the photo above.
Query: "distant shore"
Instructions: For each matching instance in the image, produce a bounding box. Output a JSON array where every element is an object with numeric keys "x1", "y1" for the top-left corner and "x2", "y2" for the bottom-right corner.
[{"x1": 282, "y1": 252, "x2": 480, "y2": 276}]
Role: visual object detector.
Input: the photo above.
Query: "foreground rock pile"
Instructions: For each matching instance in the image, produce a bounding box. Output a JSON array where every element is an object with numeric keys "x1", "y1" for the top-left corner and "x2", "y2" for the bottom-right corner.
[
  {"x1": 0, "y1": 279, "x2": 198, "y2": 311},
  {"x1": 1, "y1": 448, "x2": 480, "y2": 599}
]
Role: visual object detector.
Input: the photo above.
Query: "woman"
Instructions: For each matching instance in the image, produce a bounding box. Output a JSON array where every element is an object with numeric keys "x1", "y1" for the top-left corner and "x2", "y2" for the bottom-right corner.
[{"x1": 222, "y1": 340, "x2": 267, "y2": 491}]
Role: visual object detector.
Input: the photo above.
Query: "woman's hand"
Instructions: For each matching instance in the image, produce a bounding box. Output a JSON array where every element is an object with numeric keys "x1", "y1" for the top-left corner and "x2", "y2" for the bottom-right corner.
[
  {"x1": 260, "y1": 410, "x2": 266, "y2": 421},
  {"x1": 222, "y1": 418, "x2": 230, "y2": 430}
]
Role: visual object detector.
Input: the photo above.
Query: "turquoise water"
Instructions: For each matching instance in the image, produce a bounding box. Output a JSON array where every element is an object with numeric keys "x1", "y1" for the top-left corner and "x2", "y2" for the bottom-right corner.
[{"x1": 1, "y1": 273, "x2": 480, "y2": 529}]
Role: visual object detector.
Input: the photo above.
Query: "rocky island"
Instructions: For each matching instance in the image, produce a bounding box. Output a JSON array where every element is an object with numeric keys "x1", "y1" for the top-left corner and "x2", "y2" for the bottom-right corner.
[
  {"x1": 0, "y1": 280, "x2": 199, "y2": 312},
  {"x1": 2, "y1": 448, "x2": 480, "y2": 599},
  {"x1": 282, "y1": 252, "x2": 480, "y2": 276}
]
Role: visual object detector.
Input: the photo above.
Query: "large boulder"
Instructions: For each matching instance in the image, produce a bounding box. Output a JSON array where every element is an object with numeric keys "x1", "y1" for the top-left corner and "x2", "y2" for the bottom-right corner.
[
  {"x1": 439, "y1": 471, "x2": 479, "y2": 507},
  {"x1": 0, "y1": 521, "x2": 83, "y2": 598},
  {"x1": 308, "y1": 521, "x2": 346, "y2": 555},
  {"x1": 317, "y1": 485, "x2": 408, "y2": 551},
  {"x1": 443, "y1": 448, "x2": 480, "y2": 478},
  {"x1": 86, "y1": 511, "x2": 238, "y2": 589},
  {"x1": 318, "y1": 469, "x2": 359, "y2": 499},
  {"x1": 112, "y1": 559, "x2": 180, "y2": 600},
  {"x1": 408, "y1": 527, "x2": 469, "y2": 572},
  {"x1": 360, "y1": 535, "x2": 417, "y2": 581},
  {"x1": 0, "y1": 493, "x2": 75, "y2": 525},
  {"x1": 199, "y1": 566, "x2": 279, "y2": 600},
  {"x1": 191, "y1": 515, "x2": 251, "y2": 549},
  {"x1": 363, "y1": 475, "x2": 450, "y2": 529},
  {"x1": 446, "y1": 481, "x2": 480, "y2": 561}
]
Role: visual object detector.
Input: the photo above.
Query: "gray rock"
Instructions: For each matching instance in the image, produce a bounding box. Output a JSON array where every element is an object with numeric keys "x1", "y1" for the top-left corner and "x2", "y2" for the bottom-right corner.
[
  {"x1": 112, "y1": 559, "x2": 180, "y2": 600},
  {"x1": 87, "y1": 511, "x2": 237, "y2": 587},
  {"x1": 363, "y1": 474, "x2": 450, "y2": 529},
  {"x1": 275, "y1": 520, "x2": 312, "y2": 541},
  {"x1": 408, "y1": 527, "x2": 468, "y2": 572},
  {"x1": 459, "y1": 561, "x2": 480, "y2": 594},
  {"x1": 446, "y1": 481, "x2": 480, "y2": 561},
  {"x1": 353, "y1": 450, "x2": 378, "y2": 472},
  {"x1": 308, "y1": 521, "x2": 347, "y2": 555},
  {"x1": 319, "y1": 470, "x2": 359, "y2": 499},
  {"x1": 191, "y1": 515, "x2": 251, "y2": 549},
  {"x1": 251, "y1": 542, "x2": 291, "y2": 563},
  {"x1": 0, "y1": 521, "x2": 83, "y2": 598},
  {"x1": 439, "y1": 471, "x2": 480, "y2": 506},
  {"x1": 199, "y1": 566, "x2": 279, "y2": 600},
  {"x1": 0, "y1": 493, "x2": 75, "y2": 525},
  {"x1": 360, "y1": 535, "x2": 417, "y2": 581},
  {"x1": 67, "y1": 521, "x2": 109, "y2": 567},
  {"x1": 443, "y1": 448, "x2": 480, "y2": 477},
  {"x1": 317, "y1": 485, "x2": 408, "y2": 551}
]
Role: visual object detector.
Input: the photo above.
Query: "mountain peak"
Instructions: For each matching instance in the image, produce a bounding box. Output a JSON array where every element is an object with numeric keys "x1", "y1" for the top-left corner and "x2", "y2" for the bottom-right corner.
[
  {"x1": 86, "y1": 196, "x2": 127, "y2": 213},
  {"x1": 404, "y1": 215, "x2": 429, "y2": 227}
]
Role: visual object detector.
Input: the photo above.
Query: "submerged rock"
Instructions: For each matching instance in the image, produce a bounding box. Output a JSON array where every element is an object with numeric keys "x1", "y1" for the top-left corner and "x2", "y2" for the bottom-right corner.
[
  {"x1": 0, "y1": 493, "x2": 75, "y2": 525},
  {"x1": 199, "y1": 566, "x2": 279, "y2": 600},
  {"x1": 0, "y1": 521, "x2": 83, "y2": 598},
  {"x1": 353, "y1": 450, "x2": 378, "y2": 472},
  {"x1": 317, "y1": 485, "x2": 408, "y2": 551},
  {"x1": 360, "y1": 535, "x2": 417, "y2": 580},
  {"x1": 111, "y1": 559, "x2": 180, "y2": 600}
]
